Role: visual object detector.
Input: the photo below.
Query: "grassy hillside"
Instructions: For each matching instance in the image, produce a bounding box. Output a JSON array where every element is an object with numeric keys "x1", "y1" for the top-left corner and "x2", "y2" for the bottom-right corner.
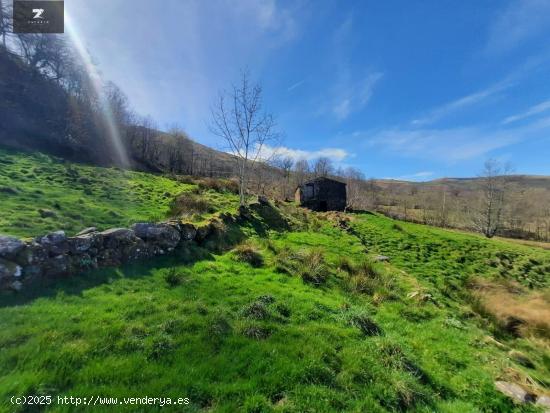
[
  {"x1": 0, "y1": 148, "x2": 239, "y2": 238},
  {"x1": 1, "y1": 203, "x2": 549, "y2": 412}
]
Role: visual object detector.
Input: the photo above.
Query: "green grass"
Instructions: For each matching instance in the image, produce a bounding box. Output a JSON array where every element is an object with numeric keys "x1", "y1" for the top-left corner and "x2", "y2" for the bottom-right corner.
[
  {"x1": 1, "y1": 206, "x2": 549, "y2": 412},
  {"x1": 0, "y1": 148, "x2": 239, "y2": 237},
  {"x1": 0, "y1": 150, "x2": 549, "y2": 412}
]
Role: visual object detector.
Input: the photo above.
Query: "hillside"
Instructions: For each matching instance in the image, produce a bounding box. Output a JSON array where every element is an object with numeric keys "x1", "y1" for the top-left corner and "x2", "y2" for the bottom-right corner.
[
  {"x1": 370, "y1": 176, "x2": 550, "y2": 241},
  {"x1": 1, "y1": 151, "x2": 549, "y2": 412},
  {"x1": 0, "y1": 147, "x2": 239, "y2": 238}
]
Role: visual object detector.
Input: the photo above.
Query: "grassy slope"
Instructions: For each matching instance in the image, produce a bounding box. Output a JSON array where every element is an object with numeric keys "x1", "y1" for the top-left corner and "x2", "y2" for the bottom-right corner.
[
  {"x1": 0, "y1": 148, "x2": 239, "y2": 238},
  {"x1": 0, "y1": 151, "x2": 549, "y2": 412},
  {"x1": 1, "y1": 207, "x2": 549, "y2": 412}
]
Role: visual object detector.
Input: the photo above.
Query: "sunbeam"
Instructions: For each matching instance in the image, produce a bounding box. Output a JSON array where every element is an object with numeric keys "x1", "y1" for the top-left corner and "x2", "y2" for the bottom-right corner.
[{"x1": 64, "y1": 11, "x2": 129, "y2": 168}]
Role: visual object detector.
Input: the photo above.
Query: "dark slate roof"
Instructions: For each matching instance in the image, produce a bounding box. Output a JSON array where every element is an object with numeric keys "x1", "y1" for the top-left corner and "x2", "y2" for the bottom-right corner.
[{"x1": 302, "y1": 177, "x2": 346, "y2": 186}]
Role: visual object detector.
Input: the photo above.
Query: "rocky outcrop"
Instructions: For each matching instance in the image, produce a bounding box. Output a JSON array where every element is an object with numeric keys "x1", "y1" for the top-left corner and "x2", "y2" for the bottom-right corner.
[{"x1": 0, "y1": 215, "x2": 232, "y2": 291}]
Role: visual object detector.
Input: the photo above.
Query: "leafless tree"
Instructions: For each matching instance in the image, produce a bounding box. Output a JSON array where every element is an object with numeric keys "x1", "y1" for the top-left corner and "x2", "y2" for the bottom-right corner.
[
  {"x1": 343, "y1": 167, "x2": 365, "y2": 210},
  {"x1": 471, "y1": 159, "x2": 513, "y2": 238},
  {"x1": 313, "y1": 157, "x2": 333, "y2": 177},
  {"x1": 270, "y1": 155, "x2": 294, "y2": 199},
  {"x1": 294, "y1": 159, "x2": 310, "y2": 187},
  {"x1": 0, "y1": 0, "x2": 12, "y2": 48},
  {"x1": 210, "y1": 70, "x2": 279, "y2": 205}
]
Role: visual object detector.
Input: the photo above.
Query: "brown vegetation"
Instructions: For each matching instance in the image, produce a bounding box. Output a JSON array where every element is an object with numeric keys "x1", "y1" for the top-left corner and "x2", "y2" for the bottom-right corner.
[{"x1": 469, "y1": 278, "x2": 550, "y2": 339}]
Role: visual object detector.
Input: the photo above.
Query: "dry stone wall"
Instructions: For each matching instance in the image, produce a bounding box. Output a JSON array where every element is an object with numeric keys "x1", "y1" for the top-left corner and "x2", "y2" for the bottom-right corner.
[{"x1": 0, "y1": 214, "x2": 234, "y2": 292}]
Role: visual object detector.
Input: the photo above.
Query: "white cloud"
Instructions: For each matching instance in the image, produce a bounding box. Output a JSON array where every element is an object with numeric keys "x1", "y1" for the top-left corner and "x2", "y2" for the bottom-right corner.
[
  {"x1": 366, "y1": 116, "x2": 550, "y2": 163},
  {"x1": 502, "y1": 99, "x2": 550, "y2": 124},
  {"x1": 331, "y1": 72, "x2": 384, "y2": 121},
  {"x1": 486, "y1": 0, "x2": 550, "y2": 55},
  {"x1": 259, "y1": 145, "x2": 349, "y2": 162},
  {"x1": 287, "y1": 80, "x2": 305, "y2": 92},
  {"x1": 411, "y1": 81, "x2": 511, "y2": 126}
]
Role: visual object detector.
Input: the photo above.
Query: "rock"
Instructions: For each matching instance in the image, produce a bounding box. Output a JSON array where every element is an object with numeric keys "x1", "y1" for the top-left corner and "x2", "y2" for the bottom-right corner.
[
  {"x1": 509, "y1": 350, "x2": 535, "y2": 369},
  {"x1": 179, "y1": 223, "x2": 197, "y2": 241},
  {"x1": 68, "y1": 232, "x2": 102, "y2": 253},
  {"x1": 374, "y1": 255, "x2": 390, "y2": 262},
  {"x1": 0, "y1": 235, "x2": 26, "y2": 259},
  {"x1": 43, "y1": 254, "x2": 70, "y2": 277},
  {"x1": 10, "y1": 280, "x2": 23, "y2": 292},
  {"x1": 100, "y1": 228, "x2": 135, "y2": 247},
  {"x1": 0, "y1": 258, "x2": 22, "y2": 280},
  {"x1": 495, "y1": 381, "x2": 536, "y2": 404},
  {"x1": 195, "y1": 224, "x2": 212, "y2": 243},
  {"x1": 76, "y1": 227, "x2": 97, "y2": 236},
  {"x1": 39, "y1": 231, "x2": 69, "y2": 255},
  {"x1": 131, "y1": 223, "x2": 181, "y2": 249},
  {"x1": 536, "y1": 395, "x2": 550, "y2": 410}
]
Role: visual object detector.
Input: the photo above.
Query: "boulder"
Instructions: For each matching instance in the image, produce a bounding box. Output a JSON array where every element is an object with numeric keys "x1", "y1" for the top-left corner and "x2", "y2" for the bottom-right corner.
[
  {"x1": 0, "y1": 258, "x2": 22, "y2": 280},
  {"x1": 374, "y1": 255, "x2": 390, "y2": 262},
  {"x1": 76, "y1": 227, "x2": 97, "y2": 236},
  {"x1": 179, "y1": 223, "x2": 197, "y2": 242},
  {"x1": 0, "y1": 235, "x2": 26, "y2": 259},
  {"x1": 68, "y1": 232, "x2": 103, "y2": 254},
  {"x1": 131, "y1": 222, "x2": 181, "y2": 249},
  {"x1": 100, "y1": 228, "x2": 136, "y2": 248},
  {"x1": 38, "y1": 231, "x2": 69, "y2": 256},
  {"x1": 495, "y1": 381, "x2": 536, "y2": 404},
  {"x1": 43, "y1": 254, "x2": 71, "y2": 277}
]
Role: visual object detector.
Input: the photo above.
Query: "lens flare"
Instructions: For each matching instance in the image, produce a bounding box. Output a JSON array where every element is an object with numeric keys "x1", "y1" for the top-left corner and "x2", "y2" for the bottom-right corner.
[{"x1": 64, "y1": 12, "x2": 129, "y2": 167}]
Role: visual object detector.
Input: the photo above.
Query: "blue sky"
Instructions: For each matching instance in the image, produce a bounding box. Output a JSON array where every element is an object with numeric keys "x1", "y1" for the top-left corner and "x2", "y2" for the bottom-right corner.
[{"x1": 67, "y1": 0, "x2": 550, "y2": 180}]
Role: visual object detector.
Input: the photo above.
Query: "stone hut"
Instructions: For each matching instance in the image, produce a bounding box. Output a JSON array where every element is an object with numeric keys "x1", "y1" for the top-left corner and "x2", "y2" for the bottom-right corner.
[{"x1": 295, "y1": 177, "x2": 347, "y2": 211}]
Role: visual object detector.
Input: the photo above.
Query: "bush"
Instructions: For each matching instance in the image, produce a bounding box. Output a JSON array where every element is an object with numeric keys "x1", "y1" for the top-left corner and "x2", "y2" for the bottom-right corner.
[
  {"x1": 299, "y1": 248, "x2": 330, "y2": 285},
  {"x1": 274, "y1": 247, "x2": 330, "y2": 286},
  {"x1": 241, "y1": 324, "x2": 272, "y2": 340},
  {"x1": 170, "y1": 193, "x2": 212, "y2": 217},
  {"x1": 163, "y1": 267, "x2": 186, "y2": 287},
  {"x1": 197, "y1": 177, "x2": 239, "y2": 194},
  {"x1": 234, "y1": 243, "x2": 264, "y2": 267}
]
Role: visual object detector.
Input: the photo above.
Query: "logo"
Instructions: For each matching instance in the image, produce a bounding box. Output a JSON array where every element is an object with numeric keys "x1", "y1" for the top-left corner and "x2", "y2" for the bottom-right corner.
[
  {"x1": 32, "y1": 9, "x2": 45, "y2": 19},
  {"x1": 13, "y1": 1, "x2": 64, "y2": 33}
]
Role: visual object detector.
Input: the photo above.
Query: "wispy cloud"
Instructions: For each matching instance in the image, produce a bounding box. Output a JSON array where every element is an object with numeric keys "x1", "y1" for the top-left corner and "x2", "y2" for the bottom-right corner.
[
  {"x1": 259, "y1": 145, "x2": 349, "y2": 162},
  {"x1": 366, "y1": 115, "x2": 550, "y2": 163},
  {"x1": 502, "y1": 99, "x2": 550, "y2": 124},
  {"x1": 287, "y1": 80, "x2": 305, "y2": 92},
  {"x1": 332, "y1": 72, "x2": 383, "y2": 120},
  {"x1": 411, "y1": 81, "x2": 511, "y2": 126},
  {"x1": 486, "y1": 0, "x2": 550, "y2": 55}
]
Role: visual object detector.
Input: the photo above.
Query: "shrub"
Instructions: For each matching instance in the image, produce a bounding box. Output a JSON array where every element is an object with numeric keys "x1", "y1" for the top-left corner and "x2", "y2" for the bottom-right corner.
[
  {"x1": 197, "y1": 177, "x2": 239, "y2": 194},
  {"x1": 163, "y1": 267, "x2": 186, "y2": 287},
  {"x1": 275, "y1": 247, "x2": 330, "y2": 286},
  {"x1": 298, "y1": 248, "x2": 330, "y2": 286},
  {"x1": 147, "y1": 335, "x2": 175, "y2": 360},
  {"x1": 234, "y1": 243, "x2": 264, "y2": 267},
  {"x1": 170, "y1": 193, "x2": 212, "y2": 217},
  {"x1": 242, "y1": 324, "x2": 272, "y2": 340},
  {"x1": 242, "y1": 301, "x2": 270, "y2": 320}
]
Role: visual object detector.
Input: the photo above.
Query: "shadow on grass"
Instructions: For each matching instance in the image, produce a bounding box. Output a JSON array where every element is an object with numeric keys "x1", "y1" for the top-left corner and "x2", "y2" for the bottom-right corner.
[{"x1": 0, "y1": 205, "x2": 292, "y2": 308}]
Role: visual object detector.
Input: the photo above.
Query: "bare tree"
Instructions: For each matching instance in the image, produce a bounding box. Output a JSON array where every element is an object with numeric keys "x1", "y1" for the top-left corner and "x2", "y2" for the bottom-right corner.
[
  {"x1": 0, "y1": 0, "x2": 12, "y2": 48},
  {"x1": 343, "y1": 167, "x2": 365, "y2": 210},
  {"x1": 471, "y1": 159, "x2": 512, "y2": 238},
  {"x1": 270, "y1": 155, "x2": 294, "y2": 199},
  {"x1": 313, "y1": 157, "x2": 333, "y2": 177},
  {"x1": 294, "y1": 159, "x2": 310, "y2": 187},
  {"x1": 210, "y1": 70, "x2": 278, "y2": 206}
]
